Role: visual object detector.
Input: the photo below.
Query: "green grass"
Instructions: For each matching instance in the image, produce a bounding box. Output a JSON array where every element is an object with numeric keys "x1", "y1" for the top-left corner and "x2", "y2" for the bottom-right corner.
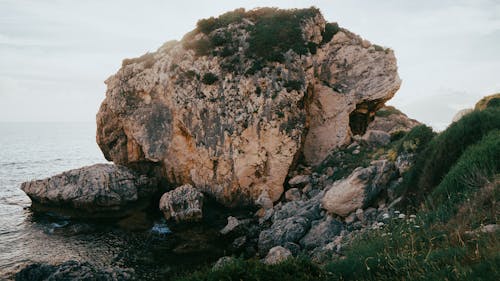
[
  {"x1": 174, "y1": 257, "x2": 325, "y2": 281},
  {"x1": 403, "y1": 106, "x2": 500, "y2": 203}
]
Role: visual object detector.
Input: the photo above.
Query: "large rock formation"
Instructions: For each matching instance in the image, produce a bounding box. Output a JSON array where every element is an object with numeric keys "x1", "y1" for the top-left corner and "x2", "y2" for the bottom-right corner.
[
  {"x1": 21, "y1": 164, "x2": 156, "y2": 218},
  {"x1": 96, "y1": 8, "x2": 401, "y2": 207}
]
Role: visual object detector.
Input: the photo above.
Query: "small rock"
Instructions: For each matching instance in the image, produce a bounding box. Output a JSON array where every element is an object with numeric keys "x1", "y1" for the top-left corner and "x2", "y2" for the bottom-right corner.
[
  {"x1": 213, "y1": 256, "x2": 236, "y2": 271},
  {"x1": 355, "y1": 208, "x2": 364, "y2": 221},
  {"x1": 325, "y1": 167, "x2": 335, "y2": 177},
  {"x1": 398, "y1": 213, "x2": 406, "y2": 219},
  {"x1": 362, "y1": 130, "x2": 391, "y2": 146},
  {"x1": 220, "y1": 216, "x2": 239, "y2": 235},
  {"x1": 352, "y1": 149, "x2": 360, "y2": 155},
  {"x1": 256, "y1": 191, "x2": 274, "y2": 209},
  {"x1": 232, "y1": 236, "x2": 247, "y2": 249},
  {"x1": 220, "y1": 216, "x2": 250, "y2": 235},
  {"x1": 159, "y1": 184, "x2": 204, "y2": 222},
  {"x1": 263, "y1": 246, "x2": 292, "y2": 265},
  {"x1": 344, "y1": 212, "x2": 357, "y2": 224},
  {"x1": 285, "y1": 188, "x2": 302, "y2": 201},
  {"x1": 481, "y1": 224, "x2": 499, "y2": 233},
  {"x1": 288, "y1": 175, "x2": 310, "y2": 188}
]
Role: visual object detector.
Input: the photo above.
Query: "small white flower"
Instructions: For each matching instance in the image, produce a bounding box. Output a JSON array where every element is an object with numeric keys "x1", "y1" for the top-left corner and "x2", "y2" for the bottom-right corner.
[
  {"x1": 398, "y1": 214, "x2": 406, "y2": 219},
  {"x1": 382, "y1": 213, "x2": 390, "y2": 219}
]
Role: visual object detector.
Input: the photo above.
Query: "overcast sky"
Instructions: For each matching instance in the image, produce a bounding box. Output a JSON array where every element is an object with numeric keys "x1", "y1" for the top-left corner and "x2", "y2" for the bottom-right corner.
[{"x1": 1, "y1": 0, "x2": 499, "y2": 130}]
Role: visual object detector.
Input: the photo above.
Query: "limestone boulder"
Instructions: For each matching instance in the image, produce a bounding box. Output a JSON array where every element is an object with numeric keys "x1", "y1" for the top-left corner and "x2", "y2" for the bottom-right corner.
[
  {"x1": 263, "y1": 246, "x2": 292, "y2": 265},
  {"x1": 321, "y1": 160, "x2": 396, "y2": 217},
  {"x1": 96, "y1": 8, "x2": 401, "y2": 207},
  {"x1": 159, "y1": 184, "x2": 204, "y2": 222},
  {"x1": 20, "y1": 164, "x2": 156, "y2": 218}
]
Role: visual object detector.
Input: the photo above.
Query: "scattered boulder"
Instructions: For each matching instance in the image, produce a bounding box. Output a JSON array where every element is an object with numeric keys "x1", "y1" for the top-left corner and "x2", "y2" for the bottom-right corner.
[
  {"x1": 362, "y1": 130, "x2": 391, "y2": 146},
  {"x1": 212, "y1": 256, "x2": 236, "y2": 271},
  {"x1": 263, "y1": 246, "x2": 292, "y2": 265},
  {"x1": 300, "y1": 217, "x2": 343, "y2": 250},
  {"x1": 285, "y1": 188, "x2": 302, "y2": 201},
  {"x1": 20, "y1": 164, "x2": 156, "y2": 218},
  {"x1": 15, "y1": 260, "x2": 133, "y2": 281},
  {"x1": 321, "y1": 160, "x2": 396, "y2": 217},
  {"x1": 220, "y1": 216, "x2": 251, "y2": 236},
  {"x1": 159, "y1": 184, "x2": 204, "y2": 222},
  {"x1": 258, "y1": 216, "x2": 309, "y2": 256},
  {"x1": 288, "y1": 175, "x2": 310, "y2": 188}
]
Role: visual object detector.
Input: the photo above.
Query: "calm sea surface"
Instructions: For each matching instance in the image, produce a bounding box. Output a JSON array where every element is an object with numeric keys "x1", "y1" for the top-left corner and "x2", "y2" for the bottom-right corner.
[{"x1": 0, "y1": 122, "x2": 117, "y2": 277}]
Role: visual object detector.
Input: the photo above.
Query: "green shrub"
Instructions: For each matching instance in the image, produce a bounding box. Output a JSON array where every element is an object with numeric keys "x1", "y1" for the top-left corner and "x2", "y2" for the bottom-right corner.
[
  {"x1": 202, "y1": 72, "x2": 218, "y2": 85},
  {"x1": 246, "y1": 7, "x2": 320, "y2": 62},
  {"x1": 395, "y1": 124, "x2": 435, "y2": 154},
  {"x1": 197, "y1": 8, "x2": 246, "y2": 34},
  {"x1": 284, "y1": 80, "x2": 303, "y2": 92},
  {"x1": 404, "y1": 107, "x2": 500, "y2": 203},
  {"x1": 427, "y1": 129, "x2": 500, "y2": 222},
  {"x1": 321, "y1": 22, "x2": 339, "y2": 45},
  {"x1": 183, "y1": 38, "x2": 212, "y2": 56},
  {"x1": 373, "y1": 44, "x2": 385, "y2": 51}
]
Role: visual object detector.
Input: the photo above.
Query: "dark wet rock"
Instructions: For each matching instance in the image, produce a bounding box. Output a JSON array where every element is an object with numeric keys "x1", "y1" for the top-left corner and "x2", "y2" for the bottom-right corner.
[
  {"x1": 117, "y1": 211, "x2": 153, "y2": 232},
  {"x1": 300, "y1": 217, "x2": 344, "y2": 250},
  {"x1": 159, "y1": 184, "x2": 204, "y2": 222},
  {"x1": 15, "y1": 260, "x2": 133, "y2": 281},
  {"x1": 21, "y1": 164, "x2": 157, "y2": 218}
]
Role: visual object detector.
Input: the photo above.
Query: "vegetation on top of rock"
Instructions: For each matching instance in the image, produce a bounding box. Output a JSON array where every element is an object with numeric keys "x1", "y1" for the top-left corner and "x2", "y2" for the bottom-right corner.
[
  {"x1": 122, "y1": 52, "x2": 155, "y2": 68},
  {"x1": 475, "y1": 93, "x2": 500, "y2": 110},
  {"x1": 246, "y1": 7, "x2": 320, "y2": 62},
  {"x1": 320, "y1": 22, "x2": 340, "y2": 45},
  {"x1": 374, "y1": 105, "x2": 403, "y2": 117},
  {"x1": 201, "y1": 72, "x2": 218, "y2": 85},
  {"x1": 196, "y1": 8, "x2": 247, "y2": 35},
  {"x1": 185, "y1": 7, "x2": 324, "y2": 63}
]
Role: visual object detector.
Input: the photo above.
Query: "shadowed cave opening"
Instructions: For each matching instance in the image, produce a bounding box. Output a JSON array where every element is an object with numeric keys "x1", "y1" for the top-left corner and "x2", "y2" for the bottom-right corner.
[{"x1": 349, "y1": 99, "x2": 386, "y2": 136}]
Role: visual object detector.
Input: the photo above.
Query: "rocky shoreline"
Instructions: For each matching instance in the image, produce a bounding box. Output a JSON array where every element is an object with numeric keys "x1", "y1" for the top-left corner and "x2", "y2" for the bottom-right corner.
[{"x1": 17, "y1": 7, "x2": 425, "y2": 281}]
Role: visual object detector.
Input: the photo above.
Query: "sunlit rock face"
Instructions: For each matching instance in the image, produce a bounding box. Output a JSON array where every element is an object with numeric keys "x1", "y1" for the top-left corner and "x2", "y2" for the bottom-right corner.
[{"x1": 96, "y1": 7, "x2": 401, "y2": 207}]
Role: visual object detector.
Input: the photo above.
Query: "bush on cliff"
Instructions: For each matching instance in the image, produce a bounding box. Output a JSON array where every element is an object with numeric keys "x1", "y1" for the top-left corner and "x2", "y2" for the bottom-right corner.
[{"x1": 403, "y1": 106, "x2": 500, "y2": 203}]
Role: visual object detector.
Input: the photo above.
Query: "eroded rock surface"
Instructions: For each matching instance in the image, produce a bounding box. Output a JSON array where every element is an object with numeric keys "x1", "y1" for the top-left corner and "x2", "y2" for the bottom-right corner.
[
  {"x1": 21, "y1": 164, "x2": 156, "y2": 218},
  {"x1": 96, "y1": 8, "x2": 401, "y2": 207}
]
